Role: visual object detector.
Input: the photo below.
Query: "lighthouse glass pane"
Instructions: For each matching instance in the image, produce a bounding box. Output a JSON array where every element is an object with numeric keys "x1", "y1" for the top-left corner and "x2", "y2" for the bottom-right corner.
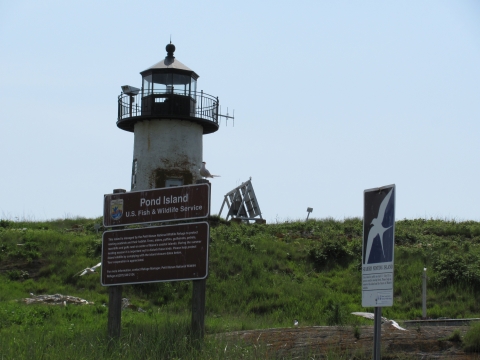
[
  {"x1": 172, "y1": 74, "x2": 190, "y2": 96},
  {"x1": 142, "y1": 75, "x2": 152, "y2": 96},
  {"x1": 153, "y1": 73, "x2": 173, "y2": 94},
  {"x1": 153, "y1": 73, "x2": 168, "y2": 85},
  {"x1": 172, "y1": 74, "x2": 190, "y2": 85},
  {"x1": 190, "y1": 78, "x2": 197, "y2": 100}
]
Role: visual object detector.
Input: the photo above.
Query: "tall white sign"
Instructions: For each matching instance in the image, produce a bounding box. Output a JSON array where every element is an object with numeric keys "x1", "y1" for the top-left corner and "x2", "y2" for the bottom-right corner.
[{"x1": 362, "y1": 184, "x2": 395, "y2": 307}]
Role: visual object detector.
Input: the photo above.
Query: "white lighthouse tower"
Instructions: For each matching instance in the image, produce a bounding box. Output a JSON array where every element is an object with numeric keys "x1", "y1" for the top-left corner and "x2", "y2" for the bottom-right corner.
[{"x1": 117, "y1": 43, "x2": 221, "y2": 191}]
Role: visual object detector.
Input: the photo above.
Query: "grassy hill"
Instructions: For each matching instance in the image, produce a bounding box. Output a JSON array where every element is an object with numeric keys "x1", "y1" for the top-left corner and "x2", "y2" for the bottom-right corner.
[{"x1": 1, "y1": 216, "x2": 480, "y2": 359}]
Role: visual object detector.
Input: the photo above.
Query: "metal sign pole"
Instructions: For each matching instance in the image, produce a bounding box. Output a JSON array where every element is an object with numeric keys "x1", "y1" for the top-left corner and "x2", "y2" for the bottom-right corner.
[{"x1": 373, "y1": 306, "x2": 382, "y2": 360}]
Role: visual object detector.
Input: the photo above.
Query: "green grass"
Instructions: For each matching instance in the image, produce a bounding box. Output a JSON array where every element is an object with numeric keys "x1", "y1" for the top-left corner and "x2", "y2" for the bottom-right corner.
[
  {"x1": 2, "y1": 216, "x2": 480, "y2": 358},
  {"x1": 463, "y1": 322, "x2": 480, "y2": 353}
]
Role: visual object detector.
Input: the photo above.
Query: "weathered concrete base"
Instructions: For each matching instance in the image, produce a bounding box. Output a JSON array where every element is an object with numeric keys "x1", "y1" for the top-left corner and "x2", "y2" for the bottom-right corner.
[{"x1": 132, "y1": 119, "x2": 203, "y2": 190}]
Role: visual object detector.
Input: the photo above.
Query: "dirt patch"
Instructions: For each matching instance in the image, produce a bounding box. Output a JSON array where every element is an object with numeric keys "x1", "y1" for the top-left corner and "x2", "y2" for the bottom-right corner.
[{"x1": 222, "y1": 325, "x2": 479, "y2": 359}]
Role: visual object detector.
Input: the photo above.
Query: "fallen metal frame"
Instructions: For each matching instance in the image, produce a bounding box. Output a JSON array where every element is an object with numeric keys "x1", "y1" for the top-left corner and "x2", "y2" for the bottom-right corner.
[{"x1": 219, "y1": 179, "x2": 262, "y2": 222}]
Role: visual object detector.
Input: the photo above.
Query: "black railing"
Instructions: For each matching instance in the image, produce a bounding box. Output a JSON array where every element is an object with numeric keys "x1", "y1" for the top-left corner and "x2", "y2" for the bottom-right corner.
[{"x1": 118, "y1": 90, "x2": 218, "y2": 124}]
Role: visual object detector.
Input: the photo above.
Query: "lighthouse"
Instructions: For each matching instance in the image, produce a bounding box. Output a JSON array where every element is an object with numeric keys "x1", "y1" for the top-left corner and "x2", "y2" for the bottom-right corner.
[{"x1": 117, "y1": 43, "x2": 221, "y2": 191}]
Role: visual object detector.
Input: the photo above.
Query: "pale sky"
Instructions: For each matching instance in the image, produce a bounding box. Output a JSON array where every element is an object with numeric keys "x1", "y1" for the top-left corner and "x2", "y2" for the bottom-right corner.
[{"x1": 1, "y1": 1, "x2": 479, "y2": 222}]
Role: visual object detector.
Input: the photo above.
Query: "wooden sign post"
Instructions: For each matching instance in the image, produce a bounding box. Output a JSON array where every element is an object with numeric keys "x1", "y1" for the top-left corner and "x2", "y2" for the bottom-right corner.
[
  {"x1": 191, "y1": 179, "x2": 210, "y2": 340},
  {"x1": 107, "y1": 188, "x2": 125, "y2": 340}
]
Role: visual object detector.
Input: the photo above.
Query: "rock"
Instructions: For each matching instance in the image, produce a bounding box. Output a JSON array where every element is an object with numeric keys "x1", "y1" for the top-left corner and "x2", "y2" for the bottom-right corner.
[{"x1": 22, "y1": 294, "x2": 93, "y2": 305}]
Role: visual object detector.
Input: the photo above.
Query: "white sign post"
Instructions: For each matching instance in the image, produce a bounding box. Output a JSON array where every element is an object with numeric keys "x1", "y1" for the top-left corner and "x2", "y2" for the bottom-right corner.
[{"x1": 362, "y1": 184, "x2": 395, "y2": 360}]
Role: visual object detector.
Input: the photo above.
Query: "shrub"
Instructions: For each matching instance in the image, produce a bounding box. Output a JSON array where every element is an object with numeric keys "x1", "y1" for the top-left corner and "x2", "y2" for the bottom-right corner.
[
  {"x1": 6, "y1": 270, "x2": 29, "y2": 280},
  {"x1": 324, "y1": 301, "x2": 347, "y2": 326},
  {"x1": 353, "y1": 325, "x2": 361, "y2": 339},
  {"x1": 432, "y1": 253, "x2": 480, "y2": 290},
  {"x1": 85, "y1": 239, "x2": 102, "y2": 258},
  {"x1": 309, "y1": 237, "x2": 352, "y2": 269},
  {"x1": 0, "y1": 219, "x2": 12, "y2": 228},
  {"x1": 463, "y1": 323, "x2": 480, "y2": 352},
  {"x1": 446, "y1": 329, "x2": 462, "y2": 343}
]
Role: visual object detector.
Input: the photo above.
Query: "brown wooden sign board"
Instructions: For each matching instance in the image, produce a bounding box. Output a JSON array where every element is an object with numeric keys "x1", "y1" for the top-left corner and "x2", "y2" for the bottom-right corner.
[
  {"x1": 101, "y1": 222, "x2": 209, "y2": 286},
  {"x1": 103, "y1": 183, "x2": 210, "y2": 227}
]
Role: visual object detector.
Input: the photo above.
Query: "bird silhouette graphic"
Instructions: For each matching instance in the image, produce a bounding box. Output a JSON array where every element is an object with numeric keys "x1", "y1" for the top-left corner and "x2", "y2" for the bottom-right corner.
[{"x1": 364, "y1": 188, "x2": 393, "y2": 264}]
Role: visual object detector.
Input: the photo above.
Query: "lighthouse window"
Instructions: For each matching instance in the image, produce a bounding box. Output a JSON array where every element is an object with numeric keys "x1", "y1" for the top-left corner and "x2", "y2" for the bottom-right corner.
[
  {"x1": 172, "y1": 74, "x2": 191, "y2": 96},
  {"x1": 190, "y1": 78, "x2": 197, "y2": 100},
  {"x1": 153, "y1": 73, "x2": 172, "y2": 93},
  {"x1": 165, "y1": 178, "x2": 183, "y2": 187},
  {"x1": 143, "y1": 75, "x2": 152, "y2": 96}
]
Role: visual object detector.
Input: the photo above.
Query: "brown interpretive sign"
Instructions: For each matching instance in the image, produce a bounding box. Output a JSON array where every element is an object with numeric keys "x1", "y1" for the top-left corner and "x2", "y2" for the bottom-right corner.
[
  {"x1": 101, "y1": 222, "x2": 209, "y2": 286},
  {"x1": 103, "y1": 183, "x2": 210, "y2": 227}
]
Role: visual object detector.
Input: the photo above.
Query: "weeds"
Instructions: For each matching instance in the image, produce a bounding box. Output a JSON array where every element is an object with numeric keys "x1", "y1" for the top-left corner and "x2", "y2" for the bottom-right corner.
[
  {"x1": 463, "y1": 323, "x2": 480, "y2": 353},
  {"x1": 325, "y1": 301, "x2": 348, "y2": 326},
  {"x1": 440, "y1": 328, "x2": 462, "y2": 343},
  {"x1": 1, "y1": 217, "x2": 480, "y2": 358},
  {"x1": 353, "y1": 324, "x2": 361, "y2": 340}
]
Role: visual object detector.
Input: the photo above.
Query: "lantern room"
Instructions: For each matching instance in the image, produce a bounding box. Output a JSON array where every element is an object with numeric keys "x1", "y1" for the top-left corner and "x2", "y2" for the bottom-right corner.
[{"x1": 117, "y1": 43, "x2": 219, "y2": 134}]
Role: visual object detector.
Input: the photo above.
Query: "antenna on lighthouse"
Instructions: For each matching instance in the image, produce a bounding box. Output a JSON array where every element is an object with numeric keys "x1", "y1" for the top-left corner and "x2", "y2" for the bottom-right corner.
[{"x1": 219, "y1": 106, "x2": 235, "y2": 126}]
